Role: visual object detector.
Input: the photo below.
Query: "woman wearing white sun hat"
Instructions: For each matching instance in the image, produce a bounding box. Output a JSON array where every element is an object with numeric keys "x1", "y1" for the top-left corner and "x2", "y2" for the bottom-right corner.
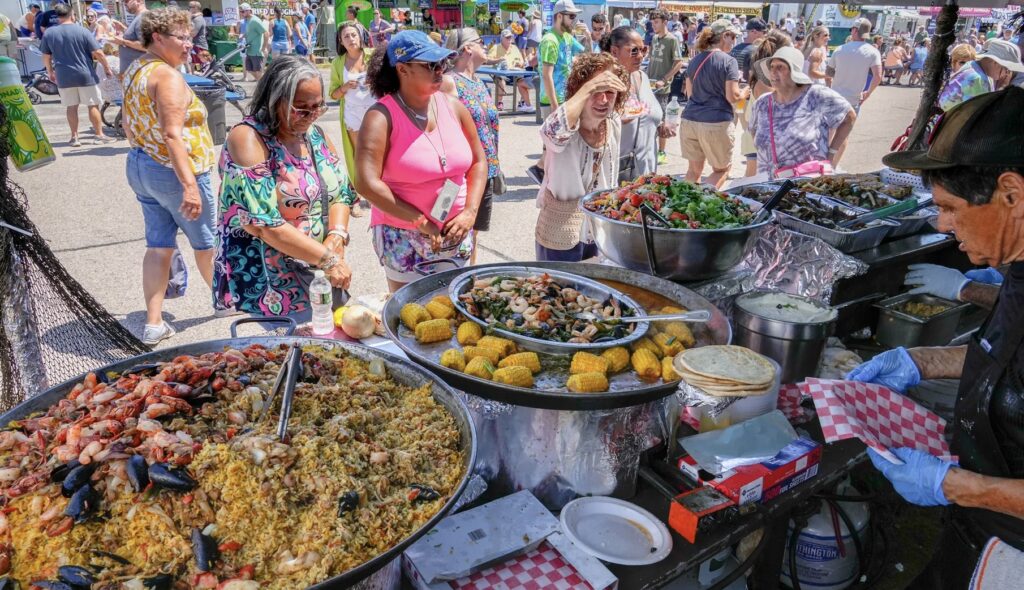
[{"x1": 748, "y1": 46, "x2": 856, "y2": 178}]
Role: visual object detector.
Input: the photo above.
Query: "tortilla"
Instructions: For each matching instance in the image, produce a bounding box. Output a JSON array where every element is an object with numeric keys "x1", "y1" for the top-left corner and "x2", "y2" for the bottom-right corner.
[{"x1": 676, "y1": 345, "x2": 777, "y2": 385}]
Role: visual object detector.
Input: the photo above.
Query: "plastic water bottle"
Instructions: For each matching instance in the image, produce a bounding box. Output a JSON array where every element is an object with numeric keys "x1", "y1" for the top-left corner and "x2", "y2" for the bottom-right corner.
[
  {"x1": 0, "y1": 57, "x2": 54, "y2": 171},
  {"x1": 664, "y1": 96, "x2": 682, "y2": 128},
  {"x1": 309, "y1": 270, "x2": 334, "y2": 335}
]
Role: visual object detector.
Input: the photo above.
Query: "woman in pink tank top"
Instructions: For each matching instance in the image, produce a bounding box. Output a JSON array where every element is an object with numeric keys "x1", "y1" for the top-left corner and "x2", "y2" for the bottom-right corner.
[{"x1": 354, "y1": 30, "x2": 487, "y2": 291}]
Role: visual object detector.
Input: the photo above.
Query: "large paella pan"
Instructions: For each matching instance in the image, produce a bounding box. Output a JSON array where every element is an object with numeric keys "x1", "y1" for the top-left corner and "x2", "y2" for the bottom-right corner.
[{"x1": 0, "y1": 327, "x2": 476, "y2": 589}]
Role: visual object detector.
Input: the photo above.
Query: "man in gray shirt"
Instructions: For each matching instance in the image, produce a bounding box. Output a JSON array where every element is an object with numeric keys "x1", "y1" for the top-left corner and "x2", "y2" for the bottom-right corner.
[
  {"x1": 39, "y1": 3, "x2": 113, "y2": 146},
  {"x1": 111, "y1": 0, "x2": 147, "y2": 73},
  {"x1": 189, "y1": 1, "x2": 208, "y2": 69}
]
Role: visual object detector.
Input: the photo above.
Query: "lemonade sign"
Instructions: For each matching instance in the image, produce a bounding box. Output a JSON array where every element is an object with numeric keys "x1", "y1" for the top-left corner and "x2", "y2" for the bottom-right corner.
[{"x1": 0, "y1": 84, "x2": 55, "y2": 171}]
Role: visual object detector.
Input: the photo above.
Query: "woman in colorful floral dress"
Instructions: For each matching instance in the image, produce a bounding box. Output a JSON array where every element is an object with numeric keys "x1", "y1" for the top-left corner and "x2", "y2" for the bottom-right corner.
[
  {"x1": 214, "y1": 55, "x2": 356, "y2": 317},
  {"x1": 442, "y1": 28, "x2": 499, "y2": 264}
]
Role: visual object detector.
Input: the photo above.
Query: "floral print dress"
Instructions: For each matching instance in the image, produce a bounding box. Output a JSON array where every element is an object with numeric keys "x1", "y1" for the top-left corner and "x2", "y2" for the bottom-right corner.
[
  {"x1": 453, "y1": 73, "x2": 500, "y2": 178},
  {"x1": 213, "y1": 118, "x2": 356, "y2": 316}
]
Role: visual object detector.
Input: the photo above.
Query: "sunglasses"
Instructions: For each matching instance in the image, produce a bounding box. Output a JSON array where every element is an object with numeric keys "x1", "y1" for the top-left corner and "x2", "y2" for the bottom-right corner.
[
  {"x1": 408, "y1": 59, "x2": 454, "y2": 75},
  {"x1": 291, "y1": 103, "x2": 328, "y2": 120},
  {"x1": 627, "y1": 46, "x2": 649, "y2": 57},
  {"x1": 561, "y1": 12, "x2": 577, "y2": 20}
]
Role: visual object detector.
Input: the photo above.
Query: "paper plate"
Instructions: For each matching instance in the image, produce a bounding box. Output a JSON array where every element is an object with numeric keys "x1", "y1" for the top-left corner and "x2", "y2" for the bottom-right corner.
[{"x1": 559, "y1": 496, "x2": 673, "y2": 565}]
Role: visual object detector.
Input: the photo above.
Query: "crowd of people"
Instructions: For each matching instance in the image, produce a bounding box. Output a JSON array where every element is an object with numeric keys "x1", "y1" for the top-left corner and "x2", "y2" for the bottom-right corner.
[{"x1": 13, "y1": 2, "x2": 1024, "y2": 347}]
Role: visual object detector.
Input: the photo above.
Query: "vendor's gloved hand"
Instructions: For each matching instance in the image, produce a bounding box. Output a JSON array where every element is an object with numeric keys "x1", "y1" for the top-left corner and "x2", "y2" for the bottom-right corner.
[
  {"x1": 904, "y1": 263, "x2": 970, "y2": 301},
  {"x1": 845, "y1": 347, "x2": 921, "y2": 393},
  {"x1": 867, "y1": 447, "x2": 956, "y2": 506},
  {"x1": 965, "y1": 268, "x2": 1005, "y2": 285}
]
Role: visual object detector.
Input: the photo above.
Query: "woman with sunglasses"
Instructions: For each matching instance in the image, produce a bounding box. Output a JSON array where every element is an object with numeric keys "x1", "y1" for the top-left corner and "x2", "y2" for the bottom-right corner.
[
  {"x1": 213, "y1": 55, "x2": 356, "y2": 318},
  {"x1": 122, "y1": 9, "x2": 218, "y2": 344},
  {"x1": 441, "y1": 28, "x2": 500, "y2": 264},
  {"x1": 329, "y1": 21, "x2": 374, "y2": 189},
  {"x1": 535, "y1": 52, "x2": 628, "y2": 262},
  {"x1": 356, "y1": 31, "x2": 486, "y2": 292},
  {"x1": 803, "y1": 26, "x2": 831, "y2": 85},
  {"x1": 603, "y1": 26, "x2": 668, "y2": 181}
]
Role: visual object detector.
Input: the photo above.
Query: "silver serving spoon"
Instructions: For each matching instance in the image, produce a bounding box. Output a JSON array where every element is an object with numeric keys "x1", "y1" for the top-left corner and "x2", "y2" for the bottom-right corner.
[{"x1": 575, "y1": 310, "x2": 712, "y2": 323}]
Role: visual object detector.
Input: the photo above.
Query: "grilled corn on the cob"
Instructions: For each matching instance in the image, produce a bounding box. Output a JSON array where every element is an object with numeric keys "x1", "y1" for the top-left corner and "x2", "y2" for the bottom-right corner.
[
  {"x1": 477, "y1": 335, "x2": 517, "y2": 358},
  {"x1": 456, "y1": 322, "x2": 483, "y2": 345},
  {"x1": 425, "y1": 299, "x2": 456, "y2": 320},
  {"x1": 463, "y1": 345, "x2": 501, "y2": 365},
  {"x1": 498, "y1": 351, "x2": 542, "y2": 373},
  {"x1": 630, "y1": 337, "x2": 664, "y2": 359},
  {"x1": 601, "y1": 347, "x2": 631, "y2": 373},
  {"x1": 653, "y1": 332, "x2": 685, "y2": 357},
  {"x1": 662, "y1": 356, "x2": 680, "y2": 382},
  {"x1": 439, "y1": 348, "x2": 466, "y2": 371},
  {"x1": 400, "y1": 303, "x2": 432, "y2": 330},
  {"x1": 567, "y1": 372, "x2": 609, "y2": 393},
  {"x1": 414, "y1": 318, "x2": 451, "y2": 343},
  {"x1": 632, "y1": 348, "x2": 661, "y2": 380},
  {"x1": 493, "y1": 366, "x2": 534, "y2": 387},
  {"x1": 464, "y1": 356, "x2": 494, "y2": 380},
  {"x1": 659, "y1": 321, "x2": 696, "y2": 347},
  {"x1": 570, "y1": 351, "x2": 609, "y2": 375}
]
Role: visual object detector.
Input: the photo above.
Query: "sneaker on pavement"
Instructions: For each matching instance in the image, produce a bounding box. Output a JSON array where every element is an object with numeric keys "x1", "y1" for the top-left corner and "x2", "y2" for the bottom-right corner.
[
  {"x1": 94, "y1": 135, "x2": 118, "y2": 144},
  {"x1": 142, "y1": 321, "x2": 176, "y2": 345},
  {"x1": 526, "y1": 164, "x2": 545, "y2": 185},
  {"x1": 657, "y1": 150, "x2": 667, "y2": 165},
  {"x1": 497, "y1": 101, "x2": 504, "y2": 110},
  {"x1": 69, "y1": 137, "x2": 82, "y2": 147},
  {"x1": 519, "y1": 103, "x2": 536, "y2": 113}
]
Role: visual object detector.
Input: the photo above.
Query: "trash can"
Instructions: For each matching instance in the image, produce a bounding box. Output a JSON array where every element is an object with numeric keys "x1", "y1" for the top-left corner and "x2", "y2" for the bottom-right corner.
[
  {"x1": 211, "y1": 40, "x2": 242, "y2": 68},
  {"x1": 191, "y1": 84, "x2": 226, "y2": 144}
]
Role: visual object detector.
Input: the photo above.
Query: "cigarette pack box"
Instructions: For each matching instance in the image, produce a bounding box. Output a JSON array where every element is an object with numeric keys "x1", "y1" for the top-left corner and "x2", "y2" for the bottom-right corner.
[{"x1": 677, "y1": 437, "x2": 822, "y2": 506}]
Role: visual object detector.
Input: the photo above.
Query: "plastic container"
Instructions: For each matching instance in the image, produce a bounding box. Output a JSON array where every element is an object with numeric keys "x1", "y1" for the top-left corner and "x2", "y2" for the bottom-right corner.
[
  {"x1": 0, "y1": 56, "x2": 54, "y2": 171},
  {"x1": 695, "y1": 357, "x2": 782, "y2": 431},
  {"x1": 309, "y1": 270, "x2": 334, "y2": 335},
  {"x1": 664, "y1": 96, "x2": 682, "y2": 127}
]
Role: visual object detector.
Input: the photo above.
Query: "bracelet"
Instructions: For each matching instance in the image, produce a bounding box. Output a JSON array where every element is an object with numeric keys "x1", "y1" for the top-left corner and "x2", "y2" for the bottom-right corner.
[
  {"x1": 327, "y1": 229, "x2": 350, "y2": 246},
  {"x1": 318, "y1": 251, "x2": 341, "y2": 271}
]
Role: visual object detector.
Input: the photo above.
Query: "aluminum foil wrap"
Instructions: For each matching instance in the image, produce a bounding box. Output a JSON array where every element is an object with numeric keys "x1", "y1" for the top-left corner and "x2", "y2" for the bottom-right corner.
[
  {"x1": 675, "y1": 380, "x2": 740, "y2": 419},
  {"x1": 461, "y1": 391, "x2": 676, "y2": 510},
  {"x1": 693, "y1": 224, "x2": 868, "y2": 307}
]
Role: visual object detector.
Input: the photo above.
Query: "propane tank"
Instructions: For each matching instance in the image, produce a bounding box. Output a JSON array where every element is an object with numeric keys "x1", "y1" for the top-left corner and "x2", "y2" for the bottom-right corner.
[{"x1": 780, "y1": 489, "x2": 870, "y2": 590}]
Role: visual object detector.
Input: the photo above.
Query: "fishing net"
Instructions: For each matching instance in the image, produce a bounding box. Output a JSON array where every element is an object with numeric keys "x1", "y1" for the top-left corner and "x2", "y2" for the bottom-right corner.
[{"x1": 0, "y1": 104, "x2": 149, "y2": 412}]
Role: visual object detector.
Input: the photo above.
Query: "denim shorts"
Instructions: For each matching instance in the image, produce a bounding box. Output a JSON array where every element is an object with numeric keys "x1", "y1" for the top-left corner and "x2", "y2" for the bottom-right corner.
[{"x1": 127, "y1": 148, "x2": 216, "y2": 251}]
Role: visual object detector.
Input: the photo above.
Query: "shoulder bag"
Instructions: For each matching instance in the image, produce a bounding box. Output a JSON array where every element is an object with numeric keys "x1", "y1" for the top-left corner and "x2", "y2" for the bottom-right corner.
[{"x1": 767, "y1": 95, "x2": 833, "y2": 179}]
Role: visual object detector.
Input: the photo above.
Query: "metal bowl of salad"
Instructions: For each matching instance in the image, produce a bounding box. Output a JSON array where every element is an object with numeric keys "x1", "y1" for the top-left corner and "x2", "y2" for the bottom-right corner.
[{"x1": 580, "y1": 174, "x2": 771, "y2": 281}]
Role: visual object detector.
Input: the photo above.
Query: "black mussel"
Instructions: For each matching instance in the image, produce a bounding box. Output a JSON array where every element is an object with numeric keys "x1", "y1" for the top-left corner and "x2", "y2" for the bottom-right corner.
[
  {"x1": 28, "y1": 582, "x2": 72, "y2": 590},
  {"x1": 50, "y1": 459, "x2": 81, "y2": 484},
  {"x1": 611, "y1": 325, "x2": 626, "y2": 339},
  {"x1": 148, "y1": 463, "x2": 197, "y2": 492},
  {"x1": 0, "y1": 576, "x2": 18, "y2": 590},
  {"x1": 142, "y1": 574, "x2": 174, "y2": 590},
  {"x1": 511, "y1": 313, "x2": 524, "y2": 325},
  {"x1": 57, "y1": 565, "x2": 96, "y2": 587},
  {"x1": 65, "y1": 483, "x2": 98, "y2": 523},
  {"x1": 60, "y1": 463, "x2": 95, "y2": 498},
  {"x1": 124, "y1": 362, "x2": 161, "y2": 376},
  {"x1": 538, "y1": 322, "x2": 551, "y2": 332},
  {"x1": 91, "y1": 550, "x2": 131, "y2": 565},
  {"x1": 126, "y1": 455, "x2": 149, "y2": 493},
  {"x1": 409, "y1": 484, "x2": 441, "y2": 503},
  {"x1": 237, "y1": 374, "x2": 251, "y2": 386},
  {"x1": 96, "y1": 371, "x2": 111, "y2": 384},
  {"x1": 337, "y1": 491, "x2": 359, "y2": 517},
  {"x1": 191, "y1": 527, "x2": 220, "y2": 572}
]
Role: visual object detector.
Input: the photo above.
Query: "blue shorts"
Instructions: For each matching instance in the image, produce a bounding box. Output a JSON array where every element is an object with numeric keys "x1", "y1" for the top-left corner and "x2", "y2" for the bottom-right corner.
[
  {"x1": 535, "y1": 241, "x2": 598, "y2": 262},
  {"x1": 294, "y1": 44, "x2": 308, "y2": 56},
  {"x1": 127, "y1": 148, "x2": 216, "y2": 251}
]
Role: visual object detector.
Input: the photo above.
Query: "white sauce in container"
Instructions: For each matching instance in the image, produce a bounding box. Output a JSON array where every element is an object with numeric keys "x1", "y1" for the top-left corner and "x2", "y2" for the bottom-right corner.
[{"x1": 737, "y1": 292, "x2": 838, "y2": 324}]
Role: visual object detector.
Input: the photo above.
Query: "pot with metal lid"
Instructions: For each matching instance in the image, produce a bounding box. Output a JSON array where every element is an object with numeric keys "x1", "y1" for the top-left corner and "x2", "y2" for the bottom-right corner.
[{"x1": 732, "y1": 290, "x2": 838, "y2": 384}]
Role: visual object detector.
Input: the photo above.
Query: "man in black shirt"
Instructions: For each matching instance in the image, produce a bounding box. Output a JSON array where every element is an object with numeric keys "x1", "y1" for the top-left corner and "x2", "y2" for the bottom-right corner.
[
  {"x1": 730, "y1": 17, "x2": 764, "y2": 81},
  {"x1": 847, "y1": 88, "x2": 1024, "y2": 589}
]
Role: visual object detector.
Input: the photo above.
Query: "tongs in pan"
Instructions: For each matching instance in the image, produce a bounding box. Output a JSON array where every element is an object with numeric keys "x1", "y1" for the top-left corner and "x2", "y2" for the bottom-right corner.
[{"x1": 229, "y1": 317, "x2": 301, "y2": 441}]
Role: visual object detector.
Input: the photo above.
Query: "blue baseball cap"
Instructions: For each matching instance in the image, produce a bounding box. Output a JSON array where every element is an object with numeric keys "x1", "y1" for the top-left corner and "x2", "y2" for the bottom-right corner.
[
  {"x1": 89, "y1": 1, "x2": 107, "y2": 13},
  {"x1": 387, "y1": 30, "x2": 454, "y2": 65}
]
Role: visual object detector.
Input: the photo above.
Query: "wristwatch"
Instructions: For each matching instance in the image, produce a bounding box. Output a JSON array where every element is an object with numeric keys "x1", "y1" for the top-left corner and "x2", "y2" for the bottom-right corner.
[{"x1": 327, "y1": 228, "x2": 350, "y2": 246}]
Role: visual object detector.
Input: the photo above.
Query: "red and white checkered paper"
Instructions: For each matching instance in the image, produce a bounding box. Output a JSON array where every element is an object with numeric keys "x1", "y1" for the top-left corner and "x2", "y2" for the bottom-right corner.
[
  {"x1": 448, "y1": 541, "x2": 594, "y2": 590},
  {"x1": 799, "y1": 378, "x2": 952, "y2": 464}
]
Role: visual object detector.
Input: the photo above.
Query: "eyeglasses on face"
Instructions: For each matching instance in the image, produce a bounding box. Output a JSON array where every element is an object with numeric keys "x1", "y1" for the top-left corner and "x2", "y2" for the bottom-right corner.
[
  {"x1": 162, "y1": 32, "x2": 193, "y2": 44},
  {"x1": 290, "y1": 103, "x2": 328, "y2": 120},
  {"x1": 626, "y1": 45, "x2": 649, "y2": 57}
]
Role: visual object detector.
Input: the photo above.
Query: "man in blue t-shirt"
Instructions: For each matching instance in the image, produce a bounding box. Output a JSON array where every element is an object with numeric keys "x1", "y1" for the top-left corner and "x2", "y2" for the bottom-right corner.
[
  {"x1": 34, "y1": 3, "x2": 62, "y2": 38},
  {"x1": 302, "y1": 2, "x2": 317, "y2": 49},
  {"x1": 39, "y1": 3, "x2": 113, "y2": 146}
]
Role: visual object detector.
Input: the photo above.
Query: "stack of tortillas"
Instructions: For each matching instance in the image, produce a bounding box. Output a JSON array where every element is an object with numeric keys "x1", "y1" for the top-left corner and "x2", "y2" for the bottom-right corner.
[{"x1": 673, "y1": 345, "x2": 777, "y2": 397}]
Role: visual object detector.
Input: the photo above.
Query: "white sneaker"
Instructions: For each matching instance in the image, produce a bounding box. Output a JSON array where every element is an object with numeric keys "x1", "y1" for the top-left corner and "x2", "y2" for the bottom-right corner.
[
  {"x1": 142, "y1": 321, "x2": 176, "y2": 345},
  {"x1": 519, "y1": 103, "x2": 536, "y2": 113}
]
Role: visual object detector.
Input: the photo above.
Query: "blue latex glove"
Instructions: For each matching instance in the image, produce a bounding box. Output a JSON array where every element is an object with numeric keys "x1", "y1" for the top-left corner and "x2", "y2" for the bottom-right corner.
[
  {"x1": 867, "y1": 447, "x2": 956, "y2": 506},
  {"x1": 965, "y1": 268, "x2": 1005, "y2": 285},
  {"x1": 845, "y1": 347, "x2": 921, "y2": 393},
  {"x1": 904, "y1": 263, "x2": 970, "y2": 301}
]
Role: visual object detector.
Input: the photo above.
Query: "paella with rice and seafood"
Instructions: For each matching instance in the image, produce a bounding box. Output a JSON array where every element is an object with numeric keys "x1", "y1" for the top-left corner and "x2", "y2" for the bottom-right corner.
[{"x1": 0, "y1": 344, "x2": 464, "y2": 589}]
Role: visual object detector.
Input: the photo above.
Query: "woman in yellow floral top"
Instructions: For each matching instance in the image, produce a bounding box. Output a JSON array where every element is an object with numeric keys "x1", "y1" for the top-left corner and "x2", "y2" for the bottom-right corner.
[
  {"x1": 122, "y1": 8, "x2": 217, "y2": 345},
  {"x1": 214, "y1": 55, "x2": 356, "y2": 318}
]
